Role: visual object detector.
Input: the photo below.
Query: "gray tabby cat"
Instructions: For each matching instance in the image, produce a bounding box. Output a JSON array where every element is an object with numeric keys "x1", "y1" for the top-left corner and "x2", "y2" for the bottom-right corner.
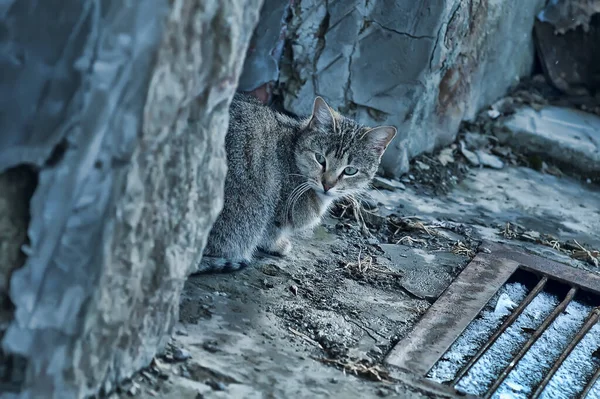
[{"x1": 198, "y1": 93, "x2": 396, "y2": 273}]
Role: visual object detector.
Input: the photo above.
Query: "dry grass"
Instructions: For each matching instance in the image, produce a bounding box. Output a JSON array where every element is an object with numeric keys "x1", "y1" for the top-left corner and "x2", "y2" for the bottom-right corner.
[
  {"x1": 499, "y1": 222, "x2": 599, "y2": 268},
  {"x1": 389, "y1": 216, "x2": 440, "y2": 247},
  {"x1": 500, "y1": 222, "x2": 519, "y2": 239},
  {"x1": 571, "y1": 240, "x2": 600, "y2": 267},
  {"x1": 313, "y1": 357, "x2": 394, "y2": 383},
  {"x1": 288, "y1": 327, "x2": 324, "y2": 349},
  {"x1": 452, "y1": 241, "x2": 475, "y2": 258},
  {"x1": 332, "y1": 198, "x2": 371, "y2": 236},
  {"x1": 389, "y1": 216, "x2": 438, "y2": 237},
  {"x1": 342, "y1": 249, "x2": 403, "y2": 278}
]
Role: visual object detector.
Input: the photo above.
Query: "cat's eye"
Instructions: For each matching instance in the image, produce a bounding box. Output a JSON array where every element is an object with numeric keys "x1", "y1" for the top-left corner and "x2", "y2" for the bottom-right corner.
[
  {"x1": 343, "y1": 166, "x2": 358, "y2": 176},
  {"x1": 315, "y1": 153, "x2": 326, "y2": 166}
]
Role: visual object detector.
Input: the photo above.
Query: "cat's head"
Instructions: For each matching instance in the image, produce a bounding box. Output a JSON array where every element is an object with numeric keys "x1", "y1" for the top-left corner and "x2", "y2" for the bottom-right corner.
[{"x1": 294, "y1": 97, "x2": 396, "y2": 200}]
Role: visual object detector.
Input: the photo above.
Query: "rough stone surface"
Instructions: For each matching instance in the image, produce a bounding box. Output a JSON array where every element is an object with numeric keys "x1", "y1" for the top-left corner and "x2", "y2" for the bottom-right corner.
[
  {"x1": 275, "y1": 0, "x2": 545, "y2": 176},
  {"x1": 238, "y1": 0, "x2": 289, "y2": 92},
  {"x1": 499, "y1": 106, "x2": 600, "y2": 175},
  {"x1": 537, "y1": 0, "x2": 600, "y2": 33},
  {"x1": 0, "y1": 168, "x2": 36, "y2": 332},
  {"x1": 0, "y1": 0, "x2": 261, "y2": 397},
  {"x1": 535, "y1": 2, "x2": 600, "y2": 94}
]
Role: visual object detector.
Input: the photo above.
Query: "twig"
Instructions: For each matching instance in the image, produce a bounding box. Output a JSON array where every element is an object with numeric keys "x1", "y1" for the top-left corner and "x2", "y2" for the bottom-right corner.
[
  {"x1": 343, "y1": 250, "x2": 403, "y2": 278},
  {"x1": 288, "y1": 327, "x2": 323, "y2": 349},
  {"x1": 452, "y1": 241, "x2": 475, "y2": 258},
  {"x1": 395, "y1": 236, "x2": 426, "y2": 246},
  {"x1": 312, "y1": 357, "x2": 394, "y2": 383},
  {"x1": 571, "y1": 240, "x2": 600, "y2": 267}
]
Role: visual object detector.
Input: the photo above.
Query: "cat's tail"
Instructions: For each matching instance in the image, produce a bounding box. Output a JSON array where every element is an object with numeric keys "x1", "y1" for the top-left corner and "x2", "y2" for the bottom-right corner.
[{"x1": 195, "y1": 256, "x2": 250, "y2": 274}]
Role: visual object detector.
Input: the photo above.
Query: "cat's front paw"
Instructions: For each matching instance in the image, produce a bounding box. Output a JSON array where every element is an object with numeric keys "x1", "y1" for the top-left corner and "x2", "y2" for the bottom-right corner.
[
  {"x1": 274, "y1": 237, "x2": 292, "y2": 256},
  {"x1": 262, "y1": 237, "x2": 292, "y2": 257}
]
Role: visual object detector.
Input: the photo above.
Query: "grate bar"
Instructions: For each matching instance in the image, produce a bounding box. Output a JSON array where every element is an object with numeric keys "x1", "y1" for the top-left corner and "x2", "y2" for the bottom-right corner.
[
  {"x1": 482, "y1": 287, "x2": 578, "y2": 399},
  {"x1": 530, "y1": 307, "x2": 600, "y2": 399},
  {"x1": 579, "y1": 362, "x2": 600, "y2": 399},
  {"x1": 451, "y1": 276, "x2": 549, "y2": 385}
]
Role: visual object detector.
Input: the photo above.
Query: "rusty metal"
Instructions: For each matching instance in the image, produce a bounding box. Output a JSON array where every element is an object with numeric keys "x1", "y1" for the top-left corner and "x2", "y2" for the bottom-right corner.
[
  {"x1": 451, "y1": 276, "x2": 549, "y2": 385},
  {"x1": 530, "y1": 307, "x2": 600, "y2": 399},
  {"x1": 481, "y1": 242, "x2": 600, "y2": 294},
  {"x1": 580, "y1": 363, "x2": 600, "y2": 399},
  {"x1": 482, "y1": 287, "x2": 578, "y2": 398},
  {"x1": 386, "y1": 241, "x2": 600, "y2": 398},
  {"x1": 385, "y1": 252, "x2": 521, "y2": 375}
]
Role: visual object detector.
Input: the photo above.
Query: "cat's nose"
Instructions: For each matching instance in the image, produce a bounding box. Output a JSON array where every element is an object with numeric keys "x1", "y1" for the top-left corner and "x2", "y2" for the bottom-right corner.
[{"x1": 322, "y1": 181, "x2": 334, "y2": 192}]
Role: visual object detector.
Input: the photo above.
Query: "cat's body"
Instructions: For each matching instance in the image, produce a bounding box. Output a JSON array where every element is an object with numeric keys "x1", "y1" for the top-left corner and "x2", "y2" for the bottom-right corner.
[{"x1": 198, "y1": 93, "x2": 396, "y2": 273}]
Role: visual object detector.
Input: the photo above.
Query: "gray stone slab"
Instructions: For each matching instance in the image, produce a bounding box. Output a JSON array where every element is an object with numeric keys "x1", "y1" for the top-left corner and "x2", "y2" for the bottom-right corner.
[
  {"x1": 380, "y1": 244, "x2": 465, "y2": 301},
  {"x1": 500, "y1": 106, "x2": 600, "y2": 174},
  {"x1": 238, "y1": 0, "x2": 288, "y2": 92}
]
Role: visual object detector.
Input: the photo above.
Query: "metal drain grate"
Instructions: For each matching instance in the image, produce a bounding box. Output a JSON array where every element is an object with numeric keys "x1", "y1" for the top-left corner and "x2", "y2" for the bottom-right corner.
[{"x1": 385, "y1": 241, "x2": 600, "y2": 398}]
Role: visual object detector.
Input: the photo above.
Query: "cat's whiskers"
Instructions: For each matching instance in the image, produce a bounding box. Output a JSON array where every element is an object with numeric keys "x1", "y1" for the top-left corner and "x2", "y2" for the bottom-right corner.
[
  {"x1": 284, "y1": 182, "x2": 312, "y2": 223},
  {"x1": 290, "y1": 184, "x2": 313, "y2": 220}
]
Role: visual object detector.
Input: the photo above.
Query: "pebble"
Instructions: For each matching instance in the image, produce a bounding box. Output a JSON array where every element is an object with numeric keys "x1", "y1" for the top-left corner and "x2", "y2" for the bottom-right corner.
[
  {"x1": 207, "y1": 380, "x2": 227, "y2": 391},
  {"x1": 360, "y1": 197, "x2": 379, "y2": 211},
  {"x1": 475, "y1": 150, "x2": 504, "y2": 169},
  {"x1": 372, "y1": 176, "x2": 406, "y2": 191},
  {"x1": 172, "y1": 347, "x2": 192, "y2": 361},
  {"x1": 460, "y1": 141, "x2": 480, "y2": 166}
]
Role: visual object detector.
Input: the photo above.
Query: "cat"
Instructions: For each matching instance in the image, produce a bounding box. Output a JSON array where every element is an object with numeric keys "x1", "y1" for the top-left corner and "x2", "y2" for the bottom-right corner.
[{"x1": 197, "y1": 93, "x2": 396, "y2": 273}]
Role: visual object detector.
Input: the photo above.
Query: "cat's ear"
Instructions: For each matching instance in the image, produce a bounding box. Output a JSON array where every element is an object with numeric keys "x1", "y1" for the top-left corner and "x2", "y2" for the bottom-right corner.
[
  {"x1": 309, "y1": 96, "x2": 336, "y2": 130},
  {"x1": 363, "y1": 126, "x2": 397, "y2": 155}
]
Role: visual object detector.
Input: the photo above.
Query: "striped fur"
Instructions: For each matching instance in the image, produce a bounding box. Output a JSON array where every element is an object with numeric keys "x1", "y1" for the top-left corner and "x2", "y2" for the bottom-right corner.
[{"x1": 197, "y1": 93, "x2": 396, "y2": 274}]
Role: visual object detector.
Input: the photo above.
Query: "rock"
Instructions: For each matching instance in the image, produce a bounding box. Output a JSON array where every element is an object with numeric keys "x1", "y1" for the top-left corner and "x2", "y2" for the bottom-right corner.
[
  {"x1": 475, "y1": 150, "x2": 505, "y2": 169},
  {"x1": 0, "y1": 0, "x2": 261, "y2": 397},
  {"x1": 487, "y1": 109, "x2": 501, "y2": 119},
  {"x1": 464, "y1": 132, "x2": 490, "y2": 149},
  {"x1": 437, "y1": 148, "x2": 455, "y2": 166},
  {"x1": 372, "y1": 176, "x2": 406, "y2": 191},
  {"x1": 238, "y1": 0, "x2": 289, "y2": 94},
  {"x1": 380, "y1": 244, "x2": 460, "y2": 300},
  {"x1": 535, "y1": 2, "x2": 600, "y2": 94},
  {"x1": 172, "y1": 348, "x2": 192, "y2": 362},
  {"x1": 359, "y1": 197, "x2": 379, "y2": 211},
  {"x1": 415, "y1": 161, "x2": 430, "y2": 171},
  {"x1": 0, "y1": 167, "x2": 36, "y2": 330},
  {"x1": 460, "y1": 142, "x2": 480, "y2": 166},
  {"x1": 272, "y1": 0, "x2": 545, "y2": 176},
  {"x1": 537, "y1": 0, "x2": 600, "y2": 33},
  {"x1": 360, "y1": 210, "x2": 387, "y2": 229},
  {"x1": 499, "y1": 106, "x2": 600, "y2": 175}
]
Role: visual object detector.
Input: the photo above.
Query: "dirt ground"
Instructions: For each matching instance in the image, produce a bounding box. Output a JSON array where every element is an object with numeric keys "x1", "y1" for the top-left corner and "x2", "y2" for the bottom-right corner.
[{"x1": 112, "y1": 81, "x2": 600, "y2": 399}]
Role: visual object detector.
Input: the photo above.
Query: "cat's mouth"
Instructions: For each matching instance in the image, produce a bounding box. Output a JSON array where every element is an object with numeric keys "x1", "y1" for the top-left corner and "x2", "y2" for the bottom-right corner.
[{"x1": 315, "y1": 188, "x2": 338, "y2": 200}]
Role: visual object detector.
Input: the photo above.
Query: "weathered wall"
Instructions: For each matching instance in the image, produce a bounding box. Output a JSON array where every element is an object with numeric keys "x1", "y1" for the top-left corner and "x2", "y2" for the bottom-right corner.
[
  {"x1": 0, "y1": 0, "x2": 261, "y2": 397},
  {"x1": 243, "y1": 0, "x2": 545, "y2": 177}
]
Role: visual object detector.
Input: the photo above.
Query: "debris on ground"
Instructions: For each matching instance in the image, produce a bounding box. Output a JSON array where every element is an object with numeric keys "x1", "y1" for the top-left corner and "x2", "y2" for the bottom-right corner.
[
  {"x1": 313, "y1": 357, "x2": 395, "y2": 383},
  {"x1": 452, "y1": 241, "x2": 476, "y2": 259},
  {"x1": 498, "y1": 223, "x2": 600, "y2": 267},
  {"x1": 571, "y1": 240, "x2": 600, "y2": 267},
  {"x1": 342, "y1": 249, "x2": 403, "y2": 278}
]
